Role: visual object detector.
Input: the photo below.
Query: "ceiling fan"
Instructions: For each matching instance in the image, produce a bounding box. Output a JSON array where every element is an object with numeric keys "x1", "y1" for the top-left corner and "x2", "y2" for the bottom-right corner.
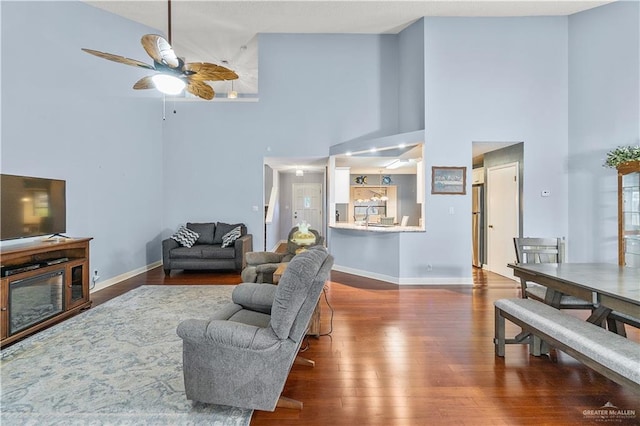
[{"x1": 81, "y1": 1, "x2": 238, "y2": 100}]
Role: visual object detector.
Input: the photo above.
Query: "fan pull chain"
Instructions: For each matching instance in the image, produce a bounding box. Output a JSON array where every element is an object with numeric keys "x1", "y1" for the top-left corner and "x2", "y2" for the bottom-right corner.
[{"x1": 162, "y1": 95, "x2": 166, "y2": 120}]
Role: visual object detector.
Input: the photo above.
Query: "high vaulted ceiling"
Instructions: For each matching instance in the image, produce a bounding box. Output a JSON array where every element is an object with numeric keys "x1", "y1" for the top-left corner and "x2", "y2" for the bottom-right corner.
[{"x1": 83, "y1": 0, "x2": 611, "y2": 98}]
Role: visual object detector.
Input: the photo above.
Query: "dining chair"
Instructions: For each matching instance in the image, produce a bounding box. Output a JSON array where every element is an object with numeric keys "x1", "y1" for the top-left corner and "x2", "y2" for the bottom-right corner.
[{"x1": 513, "y1": 237, "x2": 594, "y2": 310}]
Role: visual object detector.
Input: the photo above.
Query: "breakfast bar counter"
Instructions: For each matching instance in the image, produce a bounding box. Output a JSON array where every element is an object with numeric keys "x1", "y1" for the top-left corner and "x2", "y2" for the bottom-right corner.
[{"x1": 330, "y1": 223, "x2": 423, "y2": 233}]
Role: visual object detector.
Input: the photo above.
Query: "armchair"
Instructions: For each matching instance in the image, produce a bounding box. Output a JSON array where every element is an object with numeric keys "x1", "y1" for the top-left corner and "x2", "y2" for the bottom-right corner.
[
  {"x1": 241, "y1": 226, "x2": 324, "y2": 283},
  {"x1": 176, "y1": 246, "x2": 334, "y2": 411}
]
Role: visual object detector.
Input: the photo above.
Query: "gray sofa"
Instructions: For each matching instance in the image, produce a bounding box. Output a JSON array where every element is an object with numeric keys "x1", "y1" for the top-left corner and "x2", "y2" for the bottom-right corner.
[
  {"x1": 162, "y1": 222, "x2": 253, "y2": 276},
  {"x1": 176, "y1": 246, "x2": 334, "y2": 411}
]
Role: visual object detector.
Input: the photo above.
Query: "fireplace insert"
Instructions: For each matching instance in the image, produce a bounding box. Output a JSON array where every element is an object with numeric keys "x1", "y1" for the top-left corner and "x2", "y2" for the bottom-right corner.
[{"x1": 9, "y1": 270, "x2": 65, "y2": 336}]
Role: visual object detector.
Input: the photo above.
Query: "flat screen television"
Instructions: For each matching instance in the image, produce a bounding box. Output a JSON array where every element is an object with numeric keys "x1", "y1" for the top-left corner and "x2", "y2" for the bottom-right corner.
[{"x1": 1, "y1": 174, "x2": 66, "y2": 241}]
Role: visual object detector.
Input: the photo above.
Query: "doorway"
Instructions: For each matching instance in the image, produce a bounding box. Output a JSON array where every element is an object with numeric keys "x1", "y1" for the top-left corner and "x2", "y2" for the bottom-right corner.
[
  {"x1": 472, "y1": 142, "x2": 523, "y2": 279},
  {"x1": 292, "y1": 182, "x2": 323, "y2": 232},
  {"x1": 263, "y1": 158, "x2": 328, "y2": 251},
  {"x1": 486, "y1": 162, "x2": 519, "y2": 279}
]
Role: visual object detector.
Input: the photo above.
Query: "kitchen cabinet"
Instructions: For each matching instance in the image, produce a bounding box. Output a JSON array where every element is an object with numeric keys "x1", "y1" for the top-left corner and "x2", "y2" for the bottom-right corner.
[
  {"x1": 472, "y1": 167, "x2": 484, "y2": 184},
  {"x1": 334, "y1": 167, "x2": 351, "y2": 203}
]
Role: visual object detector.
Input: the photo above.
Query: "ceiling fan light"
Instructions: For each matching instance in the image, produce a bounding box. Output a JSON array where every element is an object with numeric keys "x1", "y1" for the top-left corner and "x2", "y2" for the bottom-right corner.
[{"x1": 152, "y1": 74, "x2": 185, "y2": 95}]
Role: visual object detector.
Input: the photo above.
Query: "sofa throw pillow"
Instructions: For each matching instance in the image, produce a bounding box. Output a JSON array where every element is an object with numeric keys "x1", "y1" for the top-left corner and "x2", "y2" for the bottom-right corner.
[
  {"x1": 221, "y1": 226, "x2": 242, "y2": 248},
  {"x1": 171, "y1": 226, "x2": 199, "y2": 248},
  {"x1": 214, "y1": 222, "x2": 244, "y2": 245},
  {"x1": 186, "y1": 222, "x2": 216, "y2": 245}
]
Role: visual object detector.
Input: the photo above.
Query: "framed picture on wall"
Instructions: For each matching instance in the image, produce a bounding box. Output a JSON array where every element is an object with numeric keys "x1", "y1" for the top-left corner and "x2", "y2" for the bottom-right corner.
[{"x1": 431, "y1": 166, "x2": 467, "y2": 195}]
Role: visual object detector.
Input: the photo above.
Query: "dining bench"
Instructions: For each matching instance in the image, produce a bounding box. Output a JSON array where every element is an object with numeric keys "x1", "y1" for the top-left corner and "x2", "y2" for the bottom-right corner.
[{"x1": 494, "y1": 298, "x2": 640, "y2": 391}]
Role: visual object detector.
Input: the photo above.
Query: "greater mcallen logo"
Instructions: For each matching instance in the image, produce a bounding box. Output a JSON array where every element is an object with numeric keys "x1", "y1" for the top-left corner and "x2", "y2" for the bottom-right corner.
[{"x1": 583, "y1": 402, "x2": 636, "y2": 423}]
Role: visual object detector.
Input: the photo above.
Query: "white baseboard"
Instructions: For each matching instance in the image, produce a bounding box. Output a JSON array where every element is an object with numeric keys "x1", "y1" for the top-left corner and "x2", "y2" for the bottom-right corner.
[
  {"x1": 89, "y1": 261, "x2": 162, "y2": 293},
  {"x1": 331, "y1": 264, "x2": 473, "y2": 286},
  {"x1": 271, "y1": 240, "x2": 287, "y2": 252},
  {"x1": 89, "y1": 259, "x2": 474, "y2": 292}
]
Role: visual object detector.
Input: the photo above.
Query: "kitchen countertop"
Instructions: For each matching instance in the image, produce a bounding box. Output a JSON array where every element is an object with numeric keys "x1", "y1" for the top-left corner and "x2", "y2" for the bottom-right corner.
[{"x1": 330, "y1": 223, "x2": 424, "y2": 233}]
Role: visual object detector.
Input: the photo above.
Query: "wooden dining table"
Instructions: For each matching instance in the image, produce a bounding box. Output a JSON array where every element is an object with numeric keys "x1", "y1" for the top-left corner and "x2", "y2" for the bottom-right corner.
[{"x1": 508, "y1": 263, "x2": 640, "y2": 332}]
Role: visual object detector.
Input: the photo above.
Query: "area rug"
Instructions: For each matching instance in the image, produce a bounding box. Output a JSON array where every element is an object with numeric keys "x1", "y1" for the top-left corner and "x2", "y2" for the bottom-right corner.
[{"x1": 1, "y1": 285, "x2": 253, "y2": 426}]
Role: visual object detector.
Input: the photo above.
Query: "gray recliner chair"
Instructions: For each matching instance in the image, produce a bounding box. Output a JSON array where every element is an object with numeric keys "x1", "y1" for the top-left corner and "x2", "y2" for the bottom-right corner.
[
  {"x1": 241, "y1": 226, "x2": 324, "y2": 284},
  {"x1": 176, "y1": 246, "x2": 333, "y2": 411}
]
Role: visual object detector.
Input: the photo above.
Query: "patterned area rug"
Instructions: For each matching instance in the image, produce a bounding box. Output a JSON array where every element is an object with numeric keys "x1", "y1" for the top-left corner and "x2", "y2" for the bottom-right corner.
[{"x1": 1, "y1": 285, "x2": 253, "y2": 426}]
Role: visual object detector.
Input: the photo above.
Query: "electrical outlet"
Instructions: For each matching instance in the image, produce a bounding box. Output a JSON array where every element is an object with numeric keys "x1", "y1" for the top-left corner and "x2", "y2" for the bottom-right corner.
[
  {"x1": 426, "y1": 264, "x2": 433, "y2": 272},
  {"x1": 93, "y1": 270, "x2": 100, "y2": 283}
]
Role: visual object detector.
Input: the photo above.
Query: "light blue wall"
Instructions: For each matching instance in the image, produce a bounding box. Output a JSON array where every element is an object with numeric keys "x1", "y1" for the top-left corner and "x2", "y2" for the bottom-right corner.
[
  {"x1": 331, "y1": 229, "x2": 401, "y2": 278},
  {"x1": 2, "y1": 1, "x2": 636, "y2": 286},
  {"x1": 398, "y1": 18, "x2": 425, "y2": 132},
  {"x1": 568, "y1": 1, "x2": 640, "y2": 263},
  {"x1": 415, "y1": 16, "x2": 569, "y2": 280},
  {"x1": 1, "y1": 2, "x2": 164, "y2": 286},
  {"x1": 161, "y1": 33, "x2": 401, "y2": 248}
]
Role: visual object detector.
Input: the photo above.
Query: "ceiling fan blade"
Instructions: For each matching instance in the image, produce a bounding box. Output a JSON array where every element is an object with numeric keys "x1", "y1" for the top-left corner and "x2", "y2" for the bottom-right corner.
[
  {"x1": 186, "y1": 80, "x2": 215, "y2": 100},
  {"x1": 81, "y1": 48, "x2": 155, "y2": 70},
  {"x1": 132, "y1": 76, "x2": 155, "y2": 90},
  {"x1": 141, "y1": 34, "x2": 180, "y2": 69},
  {"x1": 183, "y1": 62, "x2": 239, "y2": 82}
]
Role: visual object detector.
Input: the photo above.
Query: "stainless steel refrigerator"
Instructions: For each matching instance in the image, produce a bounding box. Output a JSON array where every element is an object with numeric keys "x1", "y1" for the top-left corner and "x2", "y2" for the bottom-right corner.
[{"x1": 472, "y1": 184, "x2": 484, "y2": 267}]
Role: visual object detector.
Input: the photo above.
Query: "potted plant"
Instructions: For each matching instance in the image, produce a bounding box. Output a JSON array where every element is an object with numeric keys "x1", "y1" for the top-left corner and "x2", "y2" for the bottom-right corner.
[{"x1": 604, "y1": 145, "x2": 640, "y2": 169}]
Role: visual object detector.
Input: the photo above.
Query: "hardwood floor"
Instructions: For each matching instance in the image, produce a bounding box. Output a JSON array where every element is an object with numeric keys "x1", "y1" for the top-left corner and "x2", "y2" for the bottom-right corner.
[{"x1": 90, "y1": 266, "x2": 640, "y2": 425}]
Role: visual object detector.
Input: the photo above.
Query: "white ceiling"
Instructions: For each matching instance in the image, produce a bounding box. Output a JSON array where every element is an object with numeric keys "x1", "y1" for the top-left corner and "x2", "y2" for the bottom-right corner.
[
  {"x1": 83, "y1": 1, "x2": 608, "y2": 172},
  {"x1": 83, "y1": 0, "x2": 611, "y2": 97}
]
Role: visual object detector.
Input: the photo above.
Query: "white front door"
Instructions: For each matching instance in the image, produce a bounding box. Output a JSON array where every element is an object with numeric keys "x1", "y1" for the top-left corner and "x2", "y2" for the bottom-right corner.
[
  {"x1": 292, "y1": 183, "x2": 323, "y2": 232},
  {"x1": 486, "y1": 162, "x2": 519, "y2": 279}
]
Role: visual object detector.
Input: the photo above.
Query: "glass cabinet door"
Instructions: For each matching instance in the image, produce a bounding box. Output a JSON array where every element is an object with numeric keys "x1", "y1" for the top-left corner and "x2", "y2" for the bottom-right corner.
[
  {"x1": 619, "y1": 162, "x2": 640, "y2": 267},
  {"x1": 67, "y1": 264, "x2": 88, "y2": 308}
]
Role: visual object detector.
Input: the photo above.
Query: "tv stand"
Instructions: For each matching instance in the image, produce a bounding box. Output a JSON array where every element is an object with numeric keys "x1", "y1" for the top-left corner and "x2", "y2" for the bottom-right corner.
[{"x1": 0, "y1": 238, "x2": 92, "y2": 347}]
